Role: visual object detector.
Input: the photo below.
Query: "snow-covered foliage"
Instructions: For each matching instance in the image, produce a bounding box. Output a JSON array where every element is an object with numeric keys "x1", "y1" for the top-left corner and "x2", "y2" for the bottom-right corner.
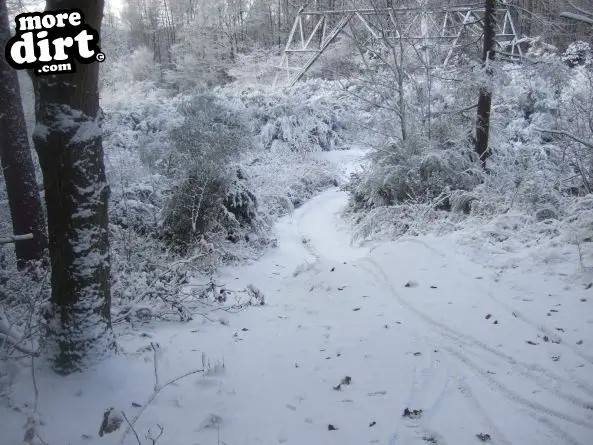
[
  {"x1": 164, "y1": 14, "x2": 237, "y2": 91},
  {"x1": 345, "y1": 144, "x2": 481, "y2": 211},
  {"x1": 226, "y1": 46, "x2": 284, "y2": 86},
  {"x1": 218, "y1": 81, "x2": 354, "y2": 152},
  {"x1": 3, "y1": 1, "x2": 593, "y2": 443},
  {"x1": 345, "y1": 52, "x2": 593, "y2": 243},
  {"x1": 93, "y1": 53, "x2": 357, "y2": 320},
  {"x1": 561, "y1": 41, "x2": 592, "y2": 68},
  {"x1": 161, "y1": 93, "x2": 264, "y2": 252}
]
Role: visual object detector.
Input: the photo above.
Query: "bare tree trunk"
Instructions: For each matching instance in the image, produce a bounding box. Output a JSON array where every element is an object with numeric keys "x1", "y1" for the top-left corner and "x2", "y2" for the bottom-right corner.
[
  {"x1": 32, "y1": 0, "x2": 115, "y2": 374},
  {"x1": 0, "y1": 0, "x2": 47, "y2": 269},
  {"x1": 475, "y1": 0, "x2": 496, "y2": 167}
]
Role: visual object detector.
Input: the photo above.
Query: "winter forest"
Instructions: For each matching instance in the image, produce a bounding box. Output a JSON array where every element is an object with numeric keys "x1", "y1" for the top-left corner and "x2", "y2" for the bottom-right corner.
[{"x1": 1, "y1": 0, "x2": 593, "y2": 444}]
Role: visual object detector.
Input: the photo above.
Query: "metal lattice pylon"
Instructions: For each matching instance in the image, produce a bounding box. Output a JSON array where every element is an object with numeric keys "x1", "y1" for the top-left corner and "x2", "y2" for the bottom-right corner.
[{"x1": 274, "y1": 2, "x2": 523, "y2": 87}]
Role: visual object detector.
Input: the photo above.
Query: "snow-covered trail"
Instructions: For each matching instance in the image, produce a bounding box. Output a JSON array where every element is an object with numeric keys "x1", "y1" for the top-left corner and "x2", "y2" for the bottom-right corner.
[
  {"x1": 3, "y1": 149, "x2": 593, "y2": 445},
  {"x1": 122, "y1": 169, "x2": 591, "y2": 445},
  {"x1": 207, "y1": 184, "x2": 593, "y2": 445}
]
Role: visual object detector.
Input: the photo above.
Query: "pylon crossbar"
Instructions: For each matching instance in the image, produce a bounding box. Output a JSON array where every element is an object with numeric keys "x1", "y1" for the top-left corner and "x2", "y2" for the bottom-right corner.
[{"x1": 274, "y1": 3, "x2": 524, "y2": 88}]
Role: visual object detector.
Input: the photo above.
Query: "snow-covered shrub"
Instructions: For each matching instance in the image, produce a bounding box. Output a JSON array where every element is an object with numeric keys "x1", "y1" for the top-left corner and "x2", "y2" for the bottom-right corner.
[
  {"x1": 470, "y1": 141, "x2": 571, "y2": 218},
  {"x1": 219, "y1": 85, "x2": 348, "y2": 153},
  {"x1": 102, "y1": 83, "x2": 183, "y2": 171},
  {"x1": 344, "y1": 52, "x2": 593, "y2": 242},
  {"x1": 525, "y1": 37, "x2": 558, "y2": 59},
  {"x1": 110, "y1": 178, "x2": 164, "y2": 238},
  {"x1": 345, "y1": 141, "x2": 482, "y2": 211},
  {"x1": 226, "y1": 45, "x2": 283, "y2": 86},
  {"x1": 0, "y1": 255, "x2": 48, "y2": 364},
  {"x1": 561, "y1": 41, "x2": 592, "y2": 68},
  {"x1": 243, "y1": 146, "x2": 339, "y2": 219},
  {"x1": 101, "y1": 46, "x2": 162, "y2": 88},
  {"x1": 557, "y1": 66, "x2": 593, "y2": 189},
  {"x1": 160, "y1": 94, "x2": 265, "y2": 253}
]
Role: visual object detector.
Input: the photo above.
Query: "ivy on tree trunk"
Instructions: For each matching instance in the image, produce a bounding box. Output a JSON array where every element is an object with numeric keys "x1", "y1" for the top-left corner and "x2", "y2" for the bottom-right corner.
[{"x1": 32, "y1": 0, "x2": 115, "y2": 374}]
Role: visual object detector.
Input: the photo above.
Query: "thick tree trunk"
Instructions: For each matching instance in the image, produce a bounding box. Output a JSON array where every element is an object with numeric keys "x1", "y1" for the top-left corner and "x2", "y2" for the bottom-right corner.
[
  {"x1": 475, "y1": 0, "x2": 496, "y2": 167},
  {"x1": 32, "y1": 0, "x2": 115, "y2": 374},
  {"x1": 0, "y1": 0, "x2": 47, "y2": 269}
]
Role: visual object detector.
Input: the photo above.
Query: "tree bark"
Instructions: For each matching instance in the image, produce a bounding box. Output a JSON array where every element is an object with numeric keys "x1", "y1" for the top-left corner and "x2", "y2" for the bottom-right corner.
[
  {"x1": 0, "y1": 0, "x2": 47, "y2": 269},
  {"x1": 475, "y1": 0, "x2": 496, "y2": 167},
  {"x1": 32, "y1": 0, "x2": 115, "y2": 374}
]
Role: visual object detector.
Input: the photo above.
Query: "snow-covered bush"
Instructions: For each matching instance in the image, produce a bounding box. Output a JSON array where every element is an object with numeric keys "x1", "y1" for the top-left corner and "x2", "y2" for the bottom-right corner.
[
  {"x1": 561, "y1": 41, "x2": 592, "y2": 68},
  {"x1": 102, "y1": 82, "x2": 183, "y2": 171},
  {"x1": 226, "y1": 45, "x2": 283, "y2": 86},
  {"x1": 345, "y1": 142, "x2": 481, "y2": 212},
  {"x1": 165, "y1": 17, "x2": 236, "y2": 91},
  {"x1": 0, "y1": 255, "x2": 48, "y2": 366},
  {"x1": 469, "y1": 141, "x2": 571, "y2": 218},
  {"x1": 345, "y1": 51, "x2": 593, "y2": 242},
  {"x1": 218, "y1": 84, "x2": 350, "y2": 153},
  {"x1": 101, "y1": 46, "x2": 162, "y2": 88},
  {"x1": 243, "y1": 146, "x2": 339, "y2": 219},
  {"x1": 160, "y1": 94, "x2": 265, "y2": 253}
]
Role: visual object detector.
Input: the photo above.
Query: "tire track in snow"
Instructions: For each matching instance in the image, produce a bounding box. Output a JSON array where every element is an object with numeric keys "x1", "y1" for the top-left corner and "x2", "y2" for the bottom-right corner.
[
  {"x1": 533, "y1": 416, "x2": 590, "y2": 445},
  {"x1": 358, "y1": 256, "x2": 593, "y2": 433},
  {"x1": 459, "y1": 343, "x2": 593, "y2": 411},
  {"x1": 455, "y1": 375, "x2": 515, "y2": 445},
  {"x1": 443, "y1": 345, "x2": 593, "y2": 432},
  {"x1": 400, "y1": 237, "x2": 593, "y2": 367},
  {"x1": 397, "y1": 238, "x2": 593, "y2": 400},
  {"x1": 356, "y1": 260, "x2": 510, "y2": 445},
  {"x1": 359, "y1": 254, "x2": 593, "y2": 409},
  {"x1": 286, "y1": 187, "x2": 593, "y2": 443}
]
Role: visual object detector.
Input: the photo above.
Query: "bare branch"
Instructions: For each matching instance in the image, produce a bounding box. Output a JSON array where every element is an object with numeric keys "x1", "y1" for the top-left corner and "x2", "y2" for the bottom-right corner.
[
  {"x1": 0, "y1": 234, "x2": 33, "y2": 245},
  {"x1": 118, "y1": 366, "x2": 204, "y2": 445},
  {"x1": 533, "y1": 128, "x2": 593, "y2": 150},
  {"x1": 0, "y1": 309, "x2": 36, "y2": 355}
]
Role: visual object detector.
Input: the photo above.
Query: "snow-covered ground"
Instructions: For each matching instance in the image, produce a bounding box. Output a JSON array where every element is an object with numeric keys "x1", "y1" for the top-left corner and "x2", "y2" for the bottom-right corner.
[{"x1": 2, "y1": 149, "x2": 593, "y2": 445}]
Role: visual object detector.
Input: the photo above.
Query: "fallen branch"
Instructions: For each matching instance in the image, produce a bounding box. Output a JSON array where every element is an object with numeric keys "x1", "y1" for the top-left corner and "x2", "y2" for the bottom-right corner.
[
  {"x1": 0, "y1": 234, "x2": 33, "y2": 245},
  {"x1": 533, "y1": 128, "x2": 593, "y2": 150}
]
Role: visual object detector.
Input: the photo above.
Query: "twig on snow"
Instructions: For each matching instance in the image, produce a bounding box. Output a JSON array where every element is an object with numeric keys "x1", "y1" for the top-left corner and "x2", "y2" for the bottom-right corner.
[
  {"x1": 117, "y1": 367, "x2": 204, "y2": 444},
  {"x1": 121, "y1": 411, "x2": 142, "y2": 445},
  {"x1": 147, "y1": 424, "x2": 164, "y2": 445},
  {"x1": 151, "y1": 342, "x2": 160, "y2": 391}
]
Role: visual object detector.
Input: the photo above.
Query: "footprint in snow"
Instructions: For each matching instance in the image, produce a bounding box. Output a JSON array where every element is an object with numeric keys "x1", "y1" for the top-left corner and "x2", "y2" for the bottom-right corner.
[{"x1": 199, "y1": 413, "x2": 223, "y2": 430}]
